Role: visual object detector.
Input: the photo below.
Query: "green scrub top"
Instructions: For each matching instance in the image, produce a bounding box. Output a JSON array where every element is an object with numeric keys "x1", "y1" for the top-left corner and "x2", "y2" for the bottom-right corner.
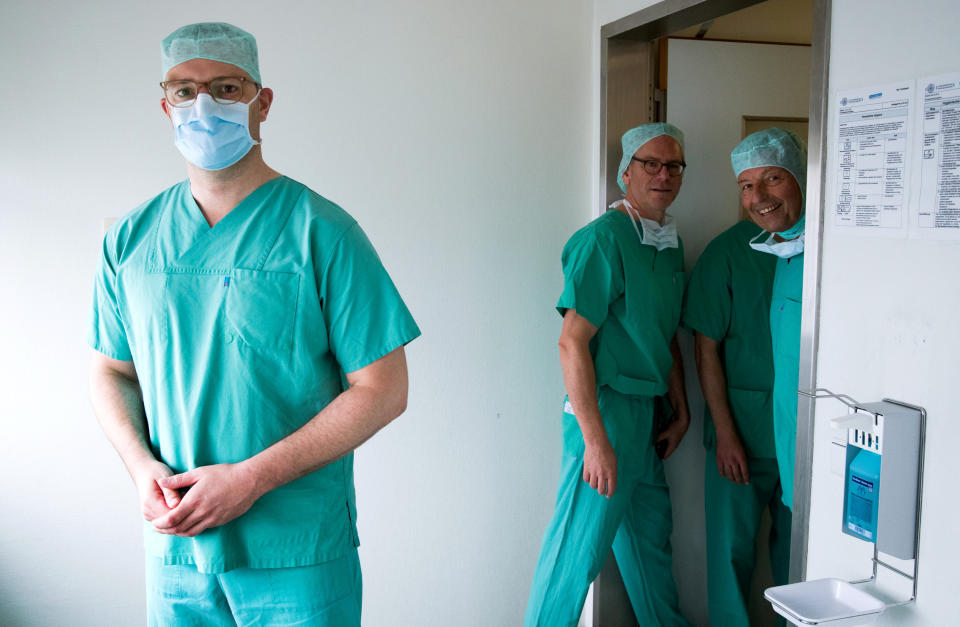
[
  {"x1": 770, "y1": 252, "x2": 803, "y2": 510},
  {"x1": 88, "y1": 176, "x2": 421, "y2": 573},
  {"x1": 682, "y1": 220, "x2": 777, "y2": 459},
  {"x1": 557, "y1": 210, "x2": 685, "y2": 398}
]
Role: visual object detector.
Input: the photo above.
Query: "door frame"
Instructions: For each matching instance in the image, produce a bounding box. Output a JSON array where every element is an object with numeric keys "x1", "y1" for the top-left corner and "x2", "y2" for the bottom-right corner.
[{"x1": 598, "y1": 0, "x2": 832, "y2": 598}]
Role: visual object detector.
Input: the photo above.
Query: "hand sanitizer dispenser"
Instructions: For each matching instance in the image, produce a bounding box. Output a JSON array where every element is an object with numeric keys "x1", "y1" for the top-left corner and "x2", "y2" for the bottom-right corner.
[
  {"x1": 837, "y1": 401, "x2": 923, "y2": 559},
  {"x1": 765, "y1": 393, "x2": 926, "y2": 626}
]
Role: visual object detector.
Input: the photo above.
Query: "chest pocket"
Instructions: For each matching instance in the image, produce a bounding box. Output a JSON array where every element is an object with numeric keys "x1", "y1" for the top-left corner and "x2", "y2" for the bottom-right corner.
[
  {"x1": 224, "y1": 269, "x2": 301, "y2": 354},
  {"x1": 772, "y1": 297, "x2": 802, "y2": 362}
]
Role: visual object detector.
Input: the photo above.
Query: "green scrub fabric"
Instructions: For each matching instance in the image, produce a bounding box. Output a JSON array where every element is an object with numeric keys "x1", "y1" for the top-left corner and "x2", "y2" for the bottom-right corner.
[
  {"x1": 770, "y1": 253, "x2": 804, "y2": 510},
  {"x1": 682, "y1": 220, "x2": 777, "y2": 459},
  {"x1": 556, "y1": 210, "x2": 686, "y2": 398},
  {"x1": 525, "y1": 392, "x2": 688, "y2": 627},
  {"x1": 146, "y1": 547, "x2": 362, "y2": 626},
  {"x1": 525, "y1": 210, "x2": 688, "y2": 627},
  {"x1": 683, "y1": 220, "x2": 791, "y2": 625},
  {"x1": 704, "y1": 452, "x2": 792, "y2": 626},
  {"x1": 88, "y1": 176, "x2": 420, "y2": 574}
]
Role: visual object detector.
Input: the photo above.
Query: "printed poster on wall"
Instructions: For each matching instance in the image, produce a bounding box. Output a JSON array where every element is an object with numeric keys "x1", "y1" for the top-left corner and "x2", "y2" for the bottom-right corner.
[
  {"x1": 833, "y1": 82, "x2": 914, "y2": 231},
  {"x1": 913, "y1": 72, "x2": 960, "y2": 239}
]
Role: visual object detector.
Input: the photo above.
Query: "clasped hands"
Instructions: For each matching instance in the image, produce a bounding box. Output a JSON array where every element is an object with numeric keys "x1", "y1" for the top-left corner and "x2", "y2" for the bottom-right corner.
[{"x1": 134, "y1": 460, "x2": 264, "y2": 537}]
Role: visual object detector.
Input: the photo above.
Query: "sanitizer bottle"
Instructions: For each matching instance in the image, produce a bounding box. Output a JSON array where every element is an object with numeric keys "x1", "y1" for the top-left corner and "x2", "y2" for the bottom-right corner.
[{"x1": 845, "y1": 448, "x2": 881, "y2": 542}]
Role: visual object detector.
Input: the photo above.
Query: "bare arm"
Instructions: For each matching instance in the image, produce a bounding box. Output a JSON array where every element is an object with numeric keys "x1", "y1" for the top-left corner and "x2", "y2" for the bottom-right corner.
[
  {"x1": 153, "y1": 346, "x2": 410, "y2": 537},
  {"x1": 656, "y1": 334, "x2": 691, "y2": 459},
  {"x1": 89, "y1": 351, "x2": 181, "y2": 519},
  {"x1": 694, "y1": 332, "x2": 749, "y2": 484},
  {"x1": 558, "y1": 309, "x2": 617, "y2": 497},
  {"x1": 249, "y1": 346, "x2": 409, "y2": 488}
]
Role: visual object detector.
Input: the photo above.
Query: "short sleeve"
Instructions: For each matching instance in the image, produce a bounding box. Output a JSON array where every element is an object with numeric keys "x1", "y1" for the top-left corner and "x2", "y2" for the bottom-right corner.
[
  {"x1": 319, "y1": 223, "x2": 421, "y2": 373},
  {"x1": 86, "y1": 234, "x2": 133, "y2": 361},
  {"x1": 682, "y1": 236, "x2": 732, "y2": 342},
  {"x1": 556, "y1": 228, "x2": 623, "y2": 328}
]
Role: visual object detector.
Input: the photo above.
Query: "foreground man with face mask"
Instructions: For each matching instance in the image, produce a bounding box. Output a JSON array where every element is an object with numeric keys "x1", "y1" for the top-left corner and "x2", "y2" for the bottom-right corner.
[
  {"x1": 731, "y1": 127, "x2": 807, "y2": 518},
  {"x1": 681, "y1": 128, "x2": 804, "y2": 626},
  {"x1": 525, "y1": 124, "x2": 692, "y2": 627},
  {"x1": 87, "y1": 22, "x2": 420, "y2": 625}
]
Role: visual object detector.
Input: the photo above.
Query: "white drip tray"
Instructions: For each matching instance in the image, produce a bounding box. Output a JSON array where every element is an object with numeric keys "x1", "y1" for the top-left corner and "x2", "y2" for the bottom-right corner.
[{"x1": 765, "y1": 578, "x2": 886, "y2": 626}]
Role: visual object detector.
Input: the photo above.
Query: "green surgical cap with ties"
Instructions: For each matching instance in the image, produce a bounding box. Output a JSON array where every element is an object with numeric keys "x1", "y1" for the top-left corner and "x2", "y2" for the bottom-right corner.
[
  {"x1": 617, "y1": 123, "x2": 685, "y2": 193},
  {"x1": 161, "y1": 22, "x2": 261, "y2": 84},
  {"x1": 730, "y1": 127, "x2": 807, "y2": 190}
]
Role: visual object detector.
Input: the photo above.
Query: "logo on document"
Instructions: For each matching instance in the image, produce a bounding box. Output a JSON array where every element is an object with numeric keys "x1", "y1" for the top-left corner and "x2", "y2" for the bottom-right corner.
[{"x1": 926, "y1": 83, "x2": 935, "y2": 94}]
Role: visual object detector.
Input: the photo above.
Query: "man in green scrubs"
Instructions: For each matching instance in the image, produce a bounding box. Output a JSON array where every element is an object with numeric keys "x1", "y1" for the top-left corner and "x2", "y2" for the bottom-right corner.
[
  {"x1": 525, "y1": 124, "x2": 692, "y2": 627},
  {"x1": 683, "y1": 194, "x2": 792, "y2": 623},
  {"x1": 730, "y1": 128, "x2": 807, "y2": 516},
  {"x1": 730, "y1": 128, "x2": 807, "y2": 510},
  {"x1": 87, "y1": 23, "x2": 420, "y2": 626}
]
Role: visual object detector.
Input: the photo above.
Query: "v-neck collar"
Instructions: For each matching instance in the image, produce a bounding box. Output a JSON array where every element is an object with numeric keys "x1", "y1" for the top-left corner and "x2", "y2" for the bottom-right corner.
[{"x1": 149, "y1": 176, "x2": 298, "y2": 273}]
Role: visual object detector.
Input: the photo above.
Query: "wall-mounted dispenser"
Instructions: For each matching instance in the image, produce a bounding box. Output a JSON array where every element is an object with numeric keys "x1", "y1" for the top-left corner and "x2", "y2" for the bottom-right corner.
[{"x1": 765, "y1": 390, "x2": 926, "y2": 626}]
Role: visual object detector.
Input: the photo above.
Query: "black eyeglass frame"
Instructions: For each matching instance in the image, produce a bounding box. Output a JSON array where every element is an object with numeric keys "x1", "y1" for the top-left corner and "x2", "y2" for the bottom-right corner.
[{"x1": 630, "y1": 157, "x2": 687, "y2": 176}]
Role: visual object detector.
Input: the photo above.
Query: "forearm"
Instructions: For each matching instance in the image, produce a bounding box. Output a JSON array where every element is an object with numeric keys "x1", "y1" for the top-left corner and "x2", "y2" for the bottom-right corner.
[
  {"x1": 667, "y1": 335, "x2": 690, "y2": 424},
  {"x1": 244, "y1": 360, "x2": 408, "y2": 496},
  {"x1": 559, "y1": 336, "x2": 606, "y2": 446},
  {"x1": 89, "y1": 361, "x2": 156, "y2": 476},
  {"x1": 693, "y1": 334, "x2": 738, "y2": 437}
]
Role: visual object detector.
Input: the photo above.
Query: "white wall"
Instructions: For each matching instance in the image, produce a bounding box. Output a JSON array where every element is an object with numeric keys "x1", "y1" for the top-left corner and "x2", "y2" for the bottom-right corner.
[
  {"x1": 805, "y1": 0, "x2": 960, "y2": 624},
  {"x1": 0, "y1": 1, "x2": 592, "y2": 625},
  {"x1": 667, "y1": 39, "x2": 811, "y2": 266},
  {"x1": 666, "y1": 38, "x2": 811, "y2": 626}
]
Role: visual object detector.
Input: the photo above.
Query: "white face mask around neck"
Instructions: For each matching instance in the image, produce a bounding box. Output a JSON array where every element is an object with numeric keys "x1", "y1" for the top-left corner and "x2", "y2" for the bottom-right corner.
[{"x1": 609, "y1": 199, "x2": 678, "y2": 251}]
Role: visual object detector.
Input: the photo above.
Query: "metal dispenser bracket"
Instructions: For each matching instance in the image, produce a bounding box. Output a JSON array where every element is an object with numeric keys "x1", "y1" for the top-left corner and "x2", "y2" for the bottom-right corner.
[{"x1": 764, "y1": 388, "x2": 927, "y2": 626}]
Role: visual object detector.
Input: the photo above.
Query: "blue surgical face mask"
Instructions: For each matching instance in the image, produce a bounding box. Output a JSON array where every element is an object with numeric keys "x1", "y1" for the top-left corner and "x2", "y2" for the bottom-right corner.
[{"x1": 169, "y1": 93, "x2": 260, "y2": 170}]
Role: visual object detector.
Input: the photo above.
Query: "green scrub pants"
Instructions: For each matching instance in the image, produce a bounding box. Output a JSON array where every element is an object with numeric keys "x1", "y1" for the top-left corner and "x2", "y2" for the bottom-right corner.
[
  {"x1": 704, "y1": 450, "x2": 792, "y2": 626},
  {"x1": 525, "y1": 389, "x2": 689, "y2": 627},
  {"x1": 146, "y1": 548, "x2": 362, "y2": 626}
]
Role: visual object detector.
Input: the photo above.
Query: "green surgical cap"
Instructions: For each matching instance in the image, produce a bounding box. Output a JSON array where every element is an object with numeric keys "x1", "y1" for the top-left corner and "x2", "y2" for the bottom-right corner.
[
  {"x1": 161, "y1": 22, "x2": 261, "y2": 84},
  {"x1": 617, "y1": 123, "x2": 685, "y2": 193},
  {"x1": 730, "y1": 127, "x2": 807, "y2": 189}
]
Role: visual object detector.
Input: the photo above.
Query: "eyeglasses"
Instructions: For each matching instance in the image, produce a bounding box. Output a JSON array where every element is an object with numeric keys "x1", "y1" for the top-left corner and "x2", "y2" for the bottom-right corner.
[
  {"x1": 159, "y1": 76, "x2": 258, "y2": 108},
  {"x1": 631, "y1": 157, "x2": 686, "y2": 176}
]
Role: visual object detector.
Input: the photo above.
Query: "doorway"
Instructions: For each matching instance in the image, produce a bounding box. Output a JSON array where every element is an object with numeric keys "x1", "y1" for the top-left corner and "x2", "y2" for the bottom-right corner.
[{"x1": 588, "y1": 0, "x2": 829, "y2": 625}]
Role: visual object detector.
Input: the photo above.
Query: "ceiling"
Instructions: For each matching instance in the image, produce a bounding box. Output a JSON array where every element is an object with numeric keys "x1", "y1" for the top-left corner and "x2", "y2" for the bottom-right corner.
[{"x1": 671, "y1": 0, "x2": 814, "y2": 45}]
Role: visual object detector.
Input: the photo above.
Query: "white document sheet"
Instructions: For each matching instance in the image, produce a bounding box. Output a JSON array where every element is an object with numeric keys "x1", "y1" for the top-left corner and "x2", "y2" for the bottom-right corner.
[
  {"x1": 913, "y1": 72, "x2": 960, "y2": 239},
  {"x1": 834, "y1": 82, "x2": 914, "y2": 230}
]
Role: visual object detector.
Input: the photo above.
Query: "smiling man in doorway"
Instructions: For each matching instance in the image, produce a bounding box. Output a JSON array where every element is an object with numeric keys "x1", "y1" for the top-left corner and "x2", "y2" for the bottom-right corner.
[
  {"x1": 87, "y1": 22, "x2": 420, "y2": 625},
  {"x1": 732, "y1": 128, "x2": 806, "y2": 514},
  {"x1": 524, "y1": 124, "x2": 692, "y2": 627},
  {"x1": 681, "y1": 126, "x2": 806, "y2": 626}
]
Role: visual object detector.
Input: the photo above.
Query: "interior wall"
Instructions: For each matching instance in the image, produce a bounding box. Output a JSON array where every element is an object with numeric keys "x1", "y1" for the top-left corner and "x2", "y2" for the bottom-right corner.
[
  {"x1": 671, "y1": 0, "x2": 813, "y2": 44},
  {"x1": 806, "y1": 0, "x2": 960, "y2": 624},
  {"x1": 667, "y1": 39, "x2": 811, "y2": 264},
  {"x1": 0, "y1": 1, "x2": 592, "y2": 625},
  {"x1": 666, "y1": 37, "x2": 811, "y2": 627}
]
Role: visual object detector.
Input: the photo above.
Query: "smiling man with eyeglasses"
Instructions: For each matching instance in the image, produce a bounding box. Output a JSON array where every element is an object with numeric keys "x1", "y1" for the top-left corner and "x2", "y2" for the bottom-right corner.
[
  {"x1": 525, "y1": 123, "x2": 692, "y2": 627},
  {"x1": 87, "y1": 22, "x2": 420, "y2": 625}
]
